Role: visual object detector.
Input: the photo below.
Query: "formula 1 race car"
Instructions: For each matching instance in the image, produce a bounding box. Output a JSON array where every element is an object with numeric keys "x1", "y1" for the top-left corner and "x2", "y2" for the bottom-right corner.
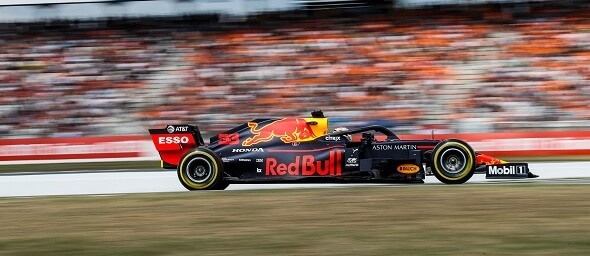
[{"x1": 149, "y1": 111, "x2": 537, "y2": 190}]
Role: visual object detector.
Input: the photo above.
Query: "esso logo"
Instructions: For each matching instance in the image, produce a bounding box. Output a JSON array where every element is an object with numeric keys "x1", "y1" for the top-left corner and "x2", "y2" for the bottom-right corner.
[
  {"x1": 397, "y1": 164, "x2": 420, "y2": 174},
  {"x1": 158, "y1": 136, "x2": 190, "y2": 144}
]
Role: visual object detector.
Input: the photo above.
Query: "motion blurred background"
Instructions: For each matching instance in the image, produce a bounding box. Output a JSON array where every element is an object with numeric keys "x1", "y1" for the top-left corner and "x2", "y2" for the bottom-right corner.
[
  {"x1": 2, "y1": 3, "x2": 589, "y2": 255},
  {"x1": 0, "y1": 0, "x2": 589, "y2": 163}
]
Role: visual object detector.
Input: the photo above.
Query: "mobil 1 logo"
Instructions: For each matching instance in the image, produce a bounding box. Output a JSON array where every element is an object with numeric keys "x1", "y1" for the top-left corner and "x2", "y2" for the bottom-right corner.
[{"x1": 486, "y1": 163, "x2": 529, "y2": 179}]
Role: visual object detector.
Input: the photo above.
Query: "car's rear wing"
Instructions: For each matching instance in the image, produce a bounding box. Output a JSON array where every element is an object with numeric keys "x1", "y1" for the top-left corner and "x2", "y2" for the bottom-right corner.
[{"x1": 148, "y1": 125, "x2": 204, "y2": 169}]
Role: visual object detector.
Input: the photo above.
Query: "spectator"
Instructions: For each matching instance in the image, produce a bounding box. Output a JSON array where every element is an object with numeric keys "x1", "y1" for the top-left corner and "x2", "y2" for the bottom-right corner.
[{"x1": 0, "y1": 2, "x2": 588, "y2": 138}]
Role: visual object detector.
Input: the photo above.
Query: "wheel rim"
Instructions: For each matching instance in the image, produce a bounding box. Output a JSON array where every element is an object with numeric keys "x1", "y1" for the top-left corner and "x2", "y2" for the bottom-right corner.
[
  {"x1": 186, "y1": 157, "x2": 213, "y2": 183},
  {"x1": 439, "y1": 148, "x2": 467, "y2": 176}
]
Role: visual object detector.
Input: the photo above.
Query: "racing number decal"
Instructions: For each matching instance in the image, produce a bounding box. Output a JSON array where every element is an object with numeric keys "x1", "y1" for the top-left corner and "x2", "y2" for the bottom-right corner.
[{"x1": 219, "y1": 133, "x2": 240, "y2": 145}]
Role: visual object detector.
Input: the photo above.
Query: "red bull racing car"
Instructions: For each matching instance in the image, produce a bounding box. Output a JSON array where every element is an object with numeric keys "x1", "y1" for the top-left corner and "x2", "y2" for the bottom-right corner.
[{"x1": 149, "y1": 111, "x2": 537, "y2": 190}]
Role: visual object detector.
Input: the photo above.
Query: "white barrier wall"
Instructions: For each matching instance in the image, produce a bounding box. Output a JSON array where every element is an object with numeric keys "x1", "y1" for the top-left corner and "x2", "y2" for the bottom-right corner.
[
  {"x1": 0, "y1": 0, "x2": 297, "y2": 22},
  {"x1": 0, "y1": 131, "x2": 589, "y2": 165}
]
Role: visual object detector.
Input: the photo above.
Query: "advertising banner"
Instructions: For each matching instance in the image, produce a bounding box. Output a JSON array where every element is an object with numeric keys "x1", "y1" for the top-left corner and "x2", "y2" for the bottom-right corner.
[
  {"x1": 400, "y1": 131, "x2": 590, "y2": 157},
  {"x1": 0, "y1": 131, "x2": 589, "y2": 164},
  {"x1": 0, "y1": 136, "x2": 156, "y2": 164}
]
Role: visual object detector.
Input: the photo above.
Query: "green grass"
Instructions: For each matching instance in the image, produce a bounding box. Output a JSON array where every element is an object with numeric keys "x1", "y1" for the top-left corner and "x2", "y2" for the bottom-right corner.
[{"x1": 0, "y1": 185, "x2": 589, "y2": 255}]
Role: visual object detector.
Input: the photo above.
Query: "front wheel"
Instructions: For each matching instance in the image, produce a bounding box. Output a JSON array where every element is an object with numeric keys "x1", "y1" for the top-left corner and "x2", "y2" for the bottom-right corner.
[
  {"x1": 177, "y1": 148, "x2": 226, "y2": 190},
  {"x1": 431, "y1": 139, "x2": 476, "y2": 184}
]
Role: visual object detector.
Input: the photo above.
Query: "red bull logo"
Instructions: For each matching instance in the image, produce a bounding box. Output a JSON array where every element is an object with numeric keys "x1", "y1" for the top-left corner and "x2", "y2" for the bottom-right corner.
[
  {"x1": 242, "y1": 118, "x2": 317, "y2": 146},
  {"x1": 266, "y1": 151, "x2": 342, "y2": 176},
  {"x1": 476, "y1": 154, "x2": 507, "y2": 165}
]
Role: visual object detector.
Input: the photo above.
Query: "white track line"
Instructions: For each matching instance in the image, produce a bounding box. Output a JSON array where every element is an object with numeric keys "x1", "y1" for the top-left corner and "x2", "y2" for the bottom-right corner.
[{"x1": 0, "y1": 161, "x2": 589, "y2": 197}]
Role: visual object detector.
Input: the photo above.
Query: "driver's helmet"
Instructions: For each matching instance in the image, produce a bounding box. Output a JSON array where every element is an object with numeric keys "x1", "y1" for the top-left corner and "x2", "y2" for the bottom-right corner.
[{"x1": 333, "y1": 127, "x2": 352, "y2": 141}]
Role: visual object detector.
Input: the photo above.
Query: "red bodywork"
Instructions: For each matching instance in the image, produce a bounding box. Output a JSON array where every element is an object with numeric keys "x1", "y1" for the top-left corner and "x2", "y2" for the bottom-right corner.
[{"x1": 149, "y1": 132, "x2": 198, "y2": 167}]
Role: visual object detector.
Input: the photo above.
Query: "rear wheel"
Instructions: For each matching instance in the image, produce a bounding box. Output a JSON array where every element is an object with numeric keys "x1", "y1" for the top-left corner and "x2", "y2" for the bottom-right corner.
[
  {"x1": 431, "y1": 139, "x2": 475, "y2": 184},
  {"x1": 177, "y1": 148, "x2": 226, "y2": 190}
]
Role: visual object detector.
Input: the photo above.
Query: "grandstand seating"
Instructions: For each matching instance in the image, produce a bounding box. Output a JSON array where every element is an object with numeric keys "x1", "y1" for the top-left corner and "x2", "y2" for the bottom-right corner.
[{"x1": 0, "y1": 2, "x2": 588, "y2": 138}]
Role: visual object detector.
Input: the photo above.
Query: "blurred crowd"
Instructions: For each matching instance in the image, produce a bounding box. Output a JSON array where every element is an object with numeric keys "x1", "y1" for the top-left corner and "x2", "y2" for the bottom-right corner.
[{"x1": 0, "y1": 2, "x2": 589, "y2": 138}]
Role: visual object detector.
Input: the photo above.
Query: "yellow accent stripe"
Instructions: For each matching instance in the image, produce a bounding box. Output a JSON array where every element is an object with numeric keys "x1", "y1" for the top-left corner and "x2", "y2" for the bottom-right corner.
[{"x1": 179, "y1": 151, "x2": 218, "y2": 189}]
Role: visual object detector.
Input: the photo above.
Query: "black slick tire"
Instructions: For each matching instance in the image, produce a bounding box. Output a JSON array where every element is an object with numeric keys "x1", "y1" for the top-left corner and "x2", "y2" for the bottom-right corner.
[
  {"x1": 177, "y1": 148, "x2": 226, "y2": 190},
  {"x1": 431, "y1": 139, "x2": 476, "y2": 184}
]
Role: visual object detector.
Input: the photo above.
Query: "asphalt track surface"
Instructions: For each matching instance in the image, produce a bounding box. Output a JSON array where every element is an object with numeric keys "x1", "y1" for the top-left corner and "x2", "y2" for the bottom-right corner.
[{"x1": 1, "y1": 161, "x2": 589, "y2": 197}]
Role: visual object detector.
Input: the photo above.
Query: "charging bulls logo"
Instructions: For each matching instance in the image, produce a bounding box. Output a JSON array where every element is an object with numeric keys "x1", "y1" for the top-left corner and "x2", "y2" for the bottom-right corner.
[{"x1": 242, "y1": 118, "x2": 317, "y2": 146}]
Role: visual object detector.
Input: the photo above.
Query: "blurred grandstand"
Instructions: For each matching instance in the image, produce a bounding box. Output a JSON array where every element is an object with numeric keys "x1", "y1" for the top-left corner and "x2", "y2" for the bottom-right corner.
[{"x1": 0, "y1": 0, "x2": 588, "y2": 138}]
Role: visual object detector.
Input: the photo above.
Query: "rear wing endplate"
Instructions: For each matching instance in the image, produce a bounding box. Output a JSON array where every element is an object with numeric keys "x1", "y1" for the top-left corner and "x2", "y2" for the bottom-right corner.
[{"x1": 148, "y1": 125, "x2": 204, "y2": 169}]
